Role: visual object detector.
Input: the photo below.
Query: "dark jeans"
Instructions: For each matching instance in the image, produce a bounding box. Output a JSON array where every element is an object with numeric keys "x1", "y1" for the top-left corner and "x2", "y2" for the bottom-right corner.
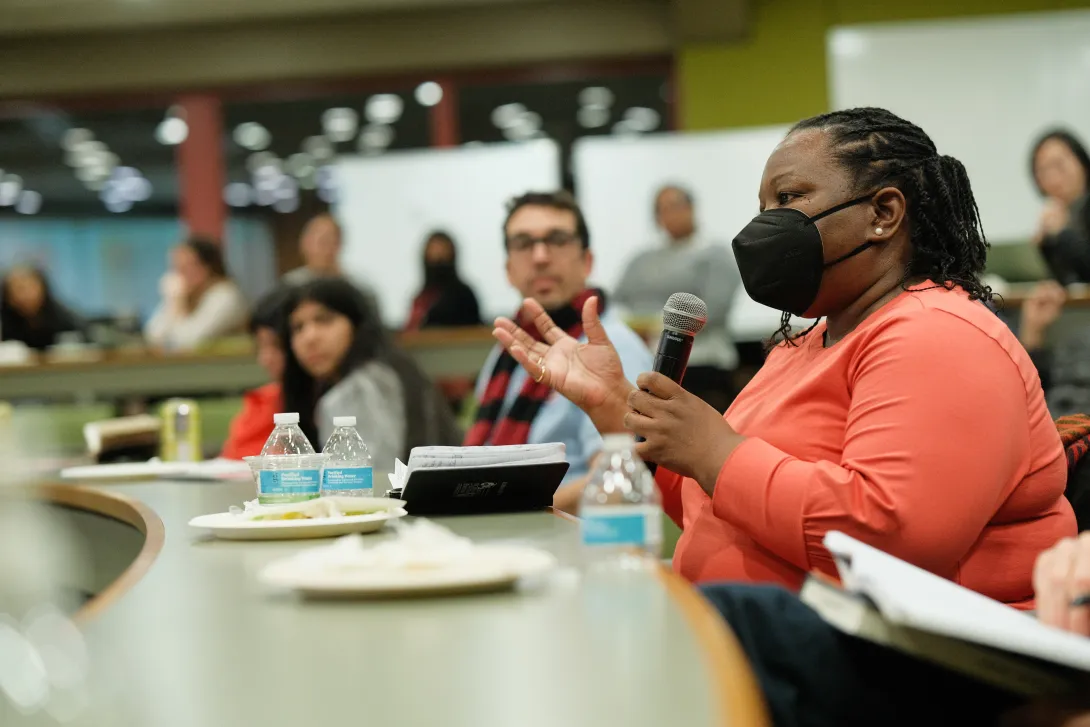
[{"x1": 698, "y1": 583, "x2": 1025, "y2": 727}]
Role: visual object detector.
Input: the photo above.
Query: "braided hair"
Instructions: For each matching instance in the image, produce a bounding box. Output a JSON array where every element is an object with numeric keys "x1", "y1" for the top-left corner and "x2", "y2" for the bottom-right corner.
[{"x1": 772, "y1": 107, "x2": 992, "y2": 345}]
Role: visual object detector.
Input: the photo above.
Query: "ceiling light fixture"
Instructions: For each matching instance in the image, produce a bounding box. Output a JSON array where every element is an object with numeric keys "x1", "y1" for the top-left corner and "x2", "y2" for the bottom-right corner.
[
  {"x1": 155, "y1": 117, "x2": 189, "y2": 146},
  {"x1": 321, "y1": 108, "x2": 359, "y2": 144},
  {"x1": 233, "y1": 122, "x2": 271, "y2": 151},
  {"x1": 414, "y1": 82, "x2": 443, "y2": 107},
  {"x1": 365, "y1": 94, "x2": 404, "y2": 125},
  {"x1": 14, "y1": 191, "x2": 41, "y2": 215}
]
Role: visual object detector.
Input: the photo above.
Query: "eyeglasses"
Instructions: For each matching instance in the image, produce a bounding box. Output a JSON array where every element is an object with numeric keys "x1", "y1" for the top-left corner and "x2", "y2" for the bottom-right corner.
[{"x1": 505, "y1": 230, "x2": 580, "y2": 254}]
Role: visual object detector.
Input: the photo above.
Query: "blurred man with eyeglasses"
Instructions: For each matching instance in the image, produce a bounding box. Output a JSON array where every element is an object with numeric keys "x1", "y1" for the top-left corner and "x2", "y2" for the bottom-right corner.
[{"x1": 464, "y1": 191, "x2": 652, "y2": 511}]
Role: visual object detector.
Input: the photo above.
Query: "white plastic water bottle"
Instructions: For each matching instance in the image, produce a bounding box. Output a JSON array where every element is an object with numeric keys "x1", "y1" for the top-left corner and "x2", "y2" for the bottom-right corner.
[
  {"x1": 579, "y1": 434, "x2": 662, "y2": 568},
  {"x1": 256, "y1": 412, "x2": 321, "y2": 504},
  {"x1": 321, "y1": 416, "x2": 374, "y2": 497}
]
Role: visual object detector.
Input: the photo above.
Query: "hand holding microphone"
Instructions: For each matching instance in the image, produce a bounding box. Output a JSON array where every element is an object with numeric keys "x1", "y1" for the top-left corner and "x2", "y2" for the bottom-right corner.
[{"x1": 625, "y1": 293, "x2": 746, "y2": 491}]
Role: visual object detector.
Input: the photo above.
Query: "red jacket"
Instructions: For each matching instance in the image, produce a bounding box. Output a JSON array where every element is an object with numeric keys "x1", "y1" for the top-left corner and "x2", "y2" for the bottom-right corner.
[{"x1": 220, "y1": 383, "x2": 281, "y2": 460}]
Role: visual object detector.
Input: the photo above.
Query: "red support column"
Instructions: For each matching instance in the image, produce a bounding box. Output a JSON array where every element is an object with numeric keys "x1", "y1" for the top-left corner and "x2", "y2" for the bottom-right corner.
[
  {"x1": 428, "y1": 80, "x2": 459, "y2": 148},
  {"x1": 175, "y1": 94, "x2": 226, "y2": 242}
]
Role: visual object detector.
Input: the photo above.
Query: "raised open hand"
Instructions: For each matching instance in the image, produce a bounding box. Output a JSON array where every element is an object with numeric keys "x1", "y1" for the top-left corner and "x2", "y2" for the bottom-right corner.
[{"x1": 493, "y1": 297, "x2": 633, "y2": 430}]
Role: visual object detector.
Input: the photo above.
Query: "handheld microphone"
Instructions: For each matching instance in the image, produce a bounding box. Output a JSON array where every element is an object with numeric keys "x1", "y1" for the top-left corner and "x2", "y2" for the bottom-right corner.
[
  {"x1": 652, "y1": 293, "x2": 708, "y2": 384},
  {"x1": 635, "y1": 294, "x2": 708, "y2": 454}
]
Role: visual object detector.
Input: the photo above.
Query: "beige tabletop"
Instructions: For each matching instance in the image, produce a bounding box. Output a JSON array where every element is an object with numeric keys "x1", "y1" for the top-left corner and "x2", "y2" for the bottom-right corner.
[{"x1": 41, "y1": 479, "x2": 767, "y2": 727}]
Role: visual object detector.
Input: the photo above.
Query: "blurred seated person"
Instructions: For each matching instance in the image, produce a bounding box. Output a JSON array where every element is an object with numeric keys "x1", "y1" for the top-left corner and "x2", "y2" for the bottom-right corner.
[
  {"x1": 282, "y1": 212, "x2": 380, "y2": 314},
  {"x1": 221, "y1": 287, "x2": 291, "y2": 460},
  {"x1": 1031, "y1": 130, "x2": 1090, "y2": 284},
  {"x1": 282, "y1": 278, "x2": 461, "y2": 469},
  {"x1": 699, "y1": 531, "x2": 1090, "y2": 727},
  {"x1": 405, "y1": 231, "x2": 482, "y2": 330},
  {"x1": 0, "y1": 266, "x2": 84, "y2": 350},
  {"x1": 613, "y1": 185, "x2": 741, "y2": 413},
  {"x1": 144, "y1": 236, "x2": 249, "y2": 352}
]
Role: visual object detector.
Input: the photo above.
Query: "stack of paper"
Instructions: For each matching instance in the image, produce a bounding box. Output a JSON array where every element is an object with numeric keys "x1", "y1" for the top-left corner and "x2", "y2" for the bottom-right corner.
[{"x1": 388, "y1": 443, "x2": 566, "y2": 491}]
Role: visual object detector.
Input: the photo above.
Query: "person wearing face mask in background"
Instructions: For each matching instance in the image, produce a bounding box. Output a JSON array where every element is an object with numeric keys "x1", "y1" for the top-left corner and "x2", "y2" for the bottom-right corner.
[
  {"x1": 404, "y1": 231, "x2": 482, "y2": 331},
  {"x1": 492, "y1": 108, "x2": 1074, "y2": 602}
]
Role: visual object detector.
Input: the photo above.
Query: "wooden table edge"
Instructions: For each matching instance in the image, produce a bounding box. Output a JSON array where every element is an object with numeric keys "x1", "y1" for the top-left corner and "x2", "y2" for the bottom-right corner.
[
  {"x1": 549, "y1": 508, "x2": 770, "y2": 727},
  {"x1": 36, "y1": 482, "x2": 166, "y2": 626}
]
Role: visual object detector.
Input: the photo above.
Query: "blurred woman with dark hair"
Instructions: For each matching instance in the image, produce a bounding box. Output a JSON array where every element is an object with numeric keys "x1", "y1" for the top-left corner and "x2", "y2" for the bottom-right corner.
[
  {"x1": 1029, "y1": 129, "x2": 1090, "y2": 284},
  {"x1": 0, "y1": 265, "x2": 84, "y2": 350},
  {"x1": 404, "y1": 231, "x2": 482, "y2": 331},
  {"x1": 282, "y1": 278, "x2": 461, "y2": 469},
  {"x1": 144, "y1": 236, "x2": 249, "y2": 351}
]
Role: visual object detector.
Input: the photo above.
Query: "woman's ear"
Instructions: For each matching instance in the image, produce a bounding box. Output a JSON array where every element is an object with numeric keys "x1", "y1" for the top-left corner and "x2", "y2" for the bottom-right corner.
[{"x1": 870, "y1": 186, "x2": 907, "y2": 241}]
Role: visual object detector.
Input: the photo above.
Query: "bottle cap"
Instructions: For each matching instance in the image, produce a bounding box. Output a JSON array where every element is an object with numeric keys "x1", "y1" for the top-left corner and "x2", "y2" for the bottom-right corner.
[
  {"x1": 602, "y1": 433, "x2": 636, "y2": 450},
  {"x1": 333, "y1": 416, "x2": 357, "y2": 427},
  {"x1": 273, "y1": 412, "x2": 300, "y2": 425}
]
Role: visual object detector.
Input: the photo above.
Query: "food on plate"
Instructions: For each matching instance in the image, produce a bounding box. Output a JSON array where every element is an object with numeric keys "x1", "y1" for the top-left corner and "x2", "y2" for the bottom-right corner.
[{"x1": 229, "y1": 496, "x2": 405, "y2": 522}]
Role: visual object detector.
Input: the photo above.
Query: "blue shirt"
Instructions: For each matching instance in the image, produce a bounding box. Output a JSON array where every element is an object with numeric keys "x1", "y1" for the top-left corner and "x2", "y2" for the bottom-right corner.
[{"x1": 474, "y1": 308, "x2": 653, "y2": 483}]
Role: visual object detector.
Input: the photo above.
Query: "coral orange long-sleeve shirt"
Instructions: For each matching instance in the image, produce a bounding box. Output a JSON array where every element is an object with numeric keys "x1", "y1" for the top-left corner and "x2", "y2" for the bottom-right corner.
[{"x1": 659, "y1": 285, "x2": 1076, "y2": 608}]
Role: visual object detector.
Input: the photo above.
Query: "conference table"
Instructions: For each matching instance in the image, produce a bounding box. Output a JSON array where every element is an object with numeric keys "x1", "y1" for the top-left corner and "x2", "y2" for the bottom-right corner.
[{"x1": 35, "y1": 479, "x2": 769, "y2": 727}]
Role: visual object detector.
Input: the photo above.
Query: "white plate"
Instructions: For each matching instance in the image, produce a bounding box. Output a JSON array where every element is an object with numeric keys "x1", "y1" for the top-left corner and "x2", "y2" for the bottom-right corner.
[
  {"x1": 258, "y1": 544, "x2": 557, "y2": 598},
  {"x1": 188, "y1": 508, "x2": 407, "y2": 540}
]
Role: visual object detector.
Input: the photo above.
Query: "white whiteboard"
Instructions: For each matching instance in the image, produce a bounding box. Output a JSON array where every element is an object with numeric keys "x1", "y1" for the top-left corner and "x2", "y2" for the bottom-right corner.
[
  {"x1": 572, "y1": 126, "x2": 797, "y2": 341},
  {"x1": 334, "y1": 140, "x2": 561, "y2": 326},
  {"x1": 828, "y1": 9, "x2": 1090, "y2": 244}
]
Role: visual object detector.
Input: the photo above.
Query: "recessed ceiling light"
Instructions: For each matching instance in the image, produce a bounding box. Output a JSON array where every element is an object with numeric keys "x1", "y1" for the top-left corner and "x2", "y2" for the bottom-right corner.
[
  {"x1": 223, "y1": 183, "x2": 252, "y2": 208},
  {"x1": 0, "y1": 175, "x2": 23, "y2": 205},
  {"x1": 612, "y1": 120, "x2": 641, "y2": 138},
  {"x1": 578, "y1": 87, "x2": 614, "y2": 108},
  {"x1": 155, "y1": 117, "x2": 189, "y2": 146},
  {"x1": 358, "y1": 124, "x2": 395, "y2": 154},
  {"x1": 286, "y1": 152, "x2": 315, "y2": 179},
  {"x1": 491, "y1": 103, "x2": 526, "y2": 130},
  {"x1": 322, "y1": 108, "x2": 359, "y2": 144},
  {"x1": 246, "y1": 152, "x2": 279, "y2": 176},
  {"x1": 415, "y1": 82, "x2": 443, "y2": 107},
  {"x1": 233, "y1": 122, "x2": 271, "y2": 151},
  {"x1": 273, "y1": 195, "x2": 300, "y2": 214},
  {"x1": 62, "y1": 128, "x2": 93, "y2": 151},
  {"x1": 14, "y1": 191, "x2": 41, "y2": 215},
  {"x1": 577, "y1": 106, "x2": 610, "y2": 129},
  {"x1": 623, "y1": 107, "x2": 660, "y2": 133},
  {"x1": 365, "y1": 94, "x2": 403, "y2": 125},
  {"x1": 303, "y1": 135, "x2": 334, "y2": 161}
]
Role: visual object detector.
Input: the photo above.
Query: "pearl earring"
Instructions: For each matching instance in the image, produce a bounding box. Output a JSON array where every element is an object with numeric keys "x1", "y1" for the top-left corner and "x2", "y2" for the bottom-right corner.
[{"x1": 875, "y1": 227, "x2": 884, "y2": 235}]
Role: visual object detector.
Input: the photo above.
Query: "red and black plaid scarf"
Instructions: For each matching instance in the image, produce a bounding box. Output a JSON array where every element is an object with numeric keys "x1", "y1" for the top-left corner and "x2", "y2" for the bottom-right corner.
[
  {"x1": 1057, "y1": 414, "x2": 1090, "y2": 471},
  {"x1": 464, "y1": 289, "x2": 604, "y2": 446}
]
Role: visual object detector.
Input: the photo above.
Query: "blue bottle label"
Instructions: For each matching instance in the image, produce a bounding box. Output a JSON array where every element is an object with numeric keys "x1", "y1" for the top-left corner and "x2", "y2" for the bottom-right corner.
[
  {"x1": 581, "y1": 506, "x2": 659, "y2": 547},
  {"x1": 322, "y1": 466, "x2": 374, "y2": 493},
  {"x1": 258, "y1": 469, "x2": 321, "y2": 503}
]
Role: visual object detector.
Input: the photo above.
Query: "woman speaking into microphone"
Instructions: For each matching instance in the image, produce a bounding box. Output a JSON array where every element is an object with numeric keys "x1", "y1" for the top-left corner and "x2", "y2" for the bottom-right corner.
[{"x1": 493, "y1": 107, "x2": 1075, "y2": 606}]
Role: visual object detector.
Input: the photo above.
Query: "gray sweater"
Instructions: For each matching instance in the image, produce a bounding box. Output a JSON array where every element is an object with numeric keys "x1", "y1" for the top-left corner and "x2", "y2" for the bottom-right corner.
[{"x1": 613, "y1": 236, "x2": 741, "y2": 370}]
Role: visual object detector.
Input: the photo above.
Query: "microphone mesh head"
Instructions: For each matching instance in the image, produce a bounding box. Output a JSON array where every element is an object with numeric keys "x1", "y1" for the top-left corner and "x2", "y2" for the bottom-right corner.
[{"x1": 662, "y1": 293, "x2": 707, "y2": 335}]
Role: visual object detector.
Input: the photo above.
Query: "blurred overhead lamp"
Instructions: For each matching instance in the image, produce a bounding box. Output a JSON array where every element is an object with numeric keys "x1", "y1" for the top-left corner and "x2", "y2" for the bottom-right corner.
[
  {"x1": 577, "y1": 106, "x2": 610, "y2": 129},
  {"x1": 623, "y1": 107, "x2": 660, "y2": 133},
  {"x1": 14, "y1": 191, "x2": 41, "y2": 215},
  {"x1": 611, "y1": 120, "x2": 641, "y2": 138},
  {"x1": 246, "y1": 152, "x2": 279, "y2": 176},
  {"x1": 491, "y1": 103, "x2": 526, "y2": 130},
  {"x1": 155, "y1": 117, "x2": 189, "y2": 146},
  {"x1": 286, "y1": 153, "x2": 316, "y2": 179},
  {"x1": 322, "y1": 108, "x2": 359, "y2": 144},
  {"x1": 303, "y1": 135, "x2": 334, "y2": 161},
  {"x1": 234, "y1": 122, "x2": 271, "y2": 151},
  {"x1": 223, "y1": 183, "x2": 252, "y2": 208},
  {"x1": 61, "y1": 128, "x2": 93, "y2": 152},
  {"x1": 358, "y1": 124, "x2": 394, "y2": 154},
  {"x1": 415, "y1": 82, "x2": 443, "y2": 107},
  {"x1": 273, "y1": 195, "x2": 300, "y2": 214},
  {"x1": 365, "y1": 94, "x2": 403, "y2": 125},
  {"x1": 578, "y1": 87, "x2": 614, "y2": 108},
  {"x1": 0, "y1": 175, "x2": 24, "y2": 205}
]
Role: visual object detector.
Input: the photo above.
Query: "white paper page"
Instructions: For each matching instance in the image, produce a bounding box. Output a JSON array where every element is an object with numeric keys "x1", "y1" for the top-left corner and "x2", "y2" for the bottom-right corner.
[
  {"x1": 406, "y1": 443, "x2": 566, "y2": 471},
  {"x1": 824, "y1": 531, "x2": 1090, "y2": 671}
]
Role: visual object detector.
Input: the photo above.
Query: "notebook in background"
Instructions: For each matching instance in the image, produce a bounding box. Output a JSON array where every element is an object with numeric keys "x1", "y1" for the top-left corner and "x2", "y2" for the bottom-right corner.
[{"x1": 800, "y1": 531, "x2": 1090, "y2": 696}]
